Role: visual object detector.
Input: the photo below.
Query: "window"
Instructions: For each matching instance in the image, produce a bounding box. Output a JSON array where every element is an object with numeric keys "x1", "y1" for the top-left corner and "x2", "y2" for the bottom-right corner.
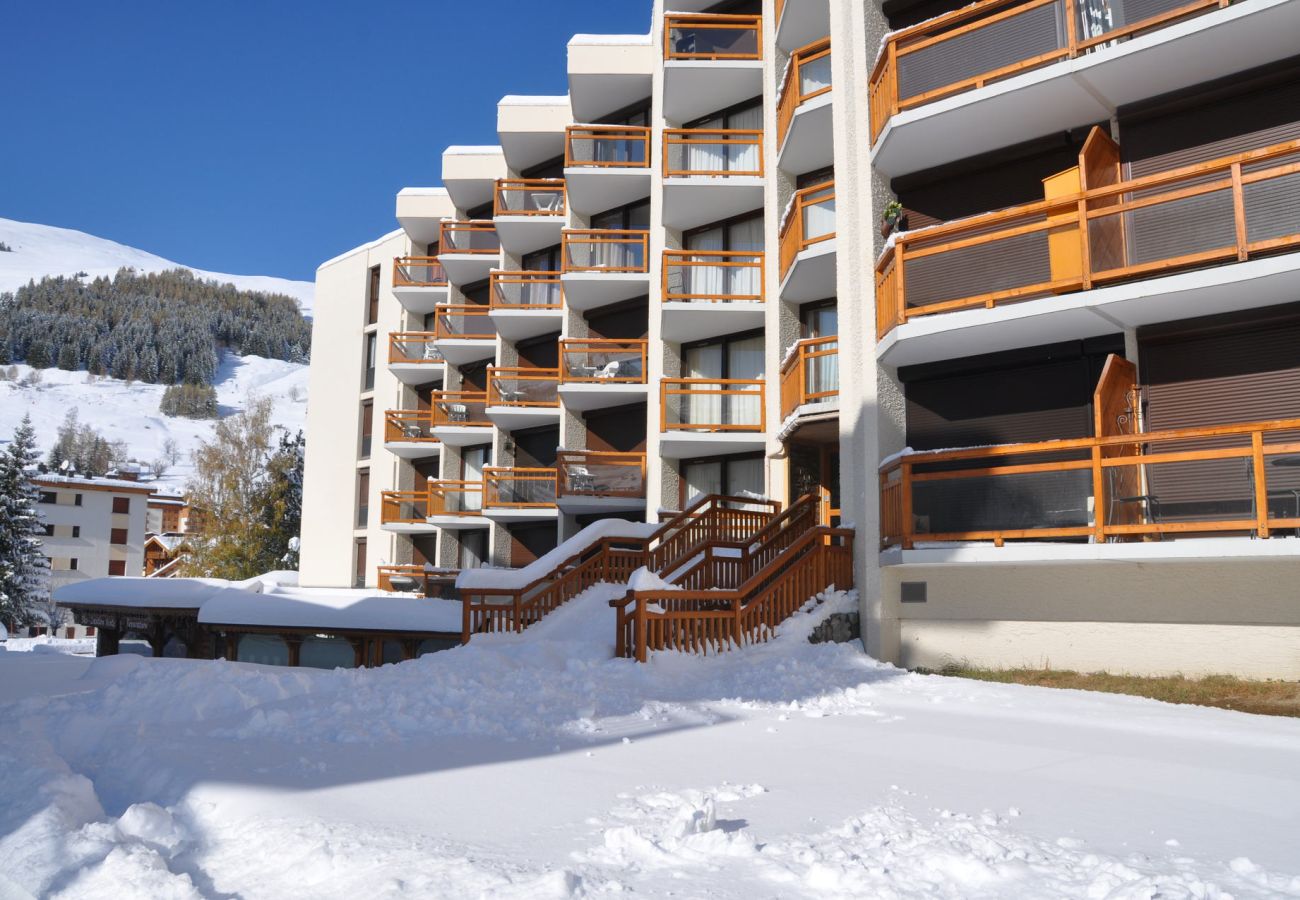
[
  {"x1": 359, "y1": 400, "x2": 373, "y2": 459},
  {"x1": 363, "y1": 333, "x2": 377, "y2": 391},
  {"x1": 39, "y1": 491, "x2": 56, "y2": 504},
  {"x1": 366, "y1": 265, "x2": 381, "y2": 325},
  {"x1": 591, "y1": 199, "x2": 650, "y2": 232},
  {"x1": 112, "y1": 496, "x2": 131, "y2": 514},
  {"x1": 354, "y1": 539, "x2": 367, "y2": 588},
  {"x1": 110, "y1": 528, "x2": 128, "y2": 545},
  {"x1": 69, "y1": 558, "x2": 78, "y2": 571},
  {"x1": 801, "y1": 301, "x2": 838, "y2": 338},
  {"x1": 42, "y1": 524, "x2": 55, "y2": 536},
  {"x1": 681, "y1": 99, "x2": 762, "y2": 173},
  {"x1": 523, "y1": 245, "x2": 561, "y2": 272},
  {"x1": 74, "y1": 494, "x2": 82, "y2": 507},
  {"x1": 681, "y1": 331, "x2": 765, "y2": 428},
  {"x1": 681, "y1": 454, "x2": 765, "y2": 507},
  {"x1": 108, "y1": 560, "x2": 126, "y2": 576},
  {"x1": 71, "y1": 526, "x2": 80, "y2": 538},
  {"x1": 356, "y1": 469, "x2": 370, "y2": 528}
]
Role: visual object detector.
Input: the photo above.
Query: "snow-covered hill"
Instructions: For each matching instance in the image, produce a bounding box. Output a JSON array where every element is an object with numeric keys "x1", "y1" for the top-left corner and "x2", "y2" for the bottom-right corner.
[{"x1": 0, "y1": 217, "x2": 315, "y2": 317}]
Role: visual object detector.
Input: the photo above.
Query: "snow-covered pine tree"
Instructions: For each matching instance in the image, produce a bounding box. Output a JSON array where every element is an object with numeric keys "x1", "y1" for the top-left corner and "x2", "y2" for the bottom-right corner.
[{"x1": 0, "y1": 415, "x2": 50, "y2": 630}]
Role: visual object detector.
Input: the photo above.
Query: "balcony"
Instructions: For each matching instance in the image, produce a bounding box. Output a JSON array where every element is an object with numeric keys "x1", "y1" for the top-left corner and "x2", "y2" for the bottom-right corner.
[
  {"x1": 566, "y1": 33, "x2": 654, "y2": 124},
  {"x1": 780, "y1": 337, "x2": 839, "y2": 422},
  {"x1": 387, "y1": 332, "x2": 445, "y2": 385},
  {"x1": 662, "y1": 129, "x2": 764, "y2": 230},
  {"x1": 493, "y1": 179, "x2": 566, "y2": 255},
  {"x1": 662, "y1": 14, "x2": 763, "y2": 123},
  {"x1": 868, "y1": 0, "x2": 1300, "y2": 178},
  {"x1": 432, "y1": 304, "x2": 497, "y2": 365},
  {"x1": 560, "y1": 229, "x2": 650, "y2": 311},
  {"x1": 483, "y1": 467, "x2": 559, "y2": 522},
  {"x1": 428, "y1": 480, "x2": 490, "y2": 530},
  {"x1": 396, "y1": 186, "x2": 455, "y2": 245},
  {"x1": 376, "y1": 564, "x2": 459, "y2": 598},
  {"x1": 557, "y1": 339, "x2": 649, "y2": 411},
  {"x1": 497, "y1": 95, "x2": 570, "y2": 173},
  {"x1": 391, "y1": 256, "x2": 448, "y2": 314},
  {"x1": 428, "y1": 391, "x2": 491, "y2": 446},
  {"x1": 658, "y1": 378, "x2": 766, "y2": 458},
  {"x1": 563, "y1": 126, "x2": 652, "y2": 214},
  {"x1": 876, "y1": 132, "x2": 1300, "y2": 367},
  {"x1": 776, "y1": 38, "x2": 832, "y2": 175},
  {"x1": 485, "y1": 367, "x2": 561, "y2": 430},
  {"x1": 488, "y1": 271, "x2": 563, "y2": 340},
  {"x1": 778, "y1": 181, "x2": 836, "y2": 303},
  {"x1": 556, "y1": 450, "x2": 647, "y2": 513},
  {"x1": 661, "y1": 250, "x2": 765, "y2": 341},
  {"x1": 380, "y1": 490, "x2": 437, "y2": 534},
  {"x1": 437, "y1": 221, "x2": 501, "y2": 285},
  {"x1": 441, "y1": 145, "x2": 506, "y2": 213},
  {"x1": 382, "y1": 410, "x2": 441, "y2": 460},
  {"x1": 775, "y1": 0, "x2": 829, "y2": 53}
]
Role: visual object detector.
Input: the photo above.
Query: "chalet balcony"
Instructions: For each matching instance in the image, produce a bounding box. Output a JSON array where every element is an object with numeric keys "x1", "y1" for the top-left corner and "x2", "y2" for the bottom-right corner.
[
  {"x1": 379, "y1": 490, "x2": 437, "y2": 534},
  {"x1": 485, "y1": 366, "x2": 561, "y2": 430},
  {"x1": 483, "y1": 467, "x2": 559, "y2": 523},
  {"x1": 557, "y1": 339, "x2": 649, "y2": 412},
  {"x1": 560, "y1": 229, "x2": 650, "y2": 312},
  {"x1": 488, "y1": 271, "x2": 563, "y2": 340},
  {"x1": 431, "y1": 304, "x2": 496, "y2": 365},
  {"x1": 876, "y1": 131, "x2": 1300, "y2": 367},
  {"x1": 556, "y1": 450, "x2": 647, "y2": 514},
  {"x1": 780, "y1": 336, "x2": 839, "y2": 420},
  {"x1": 774, "y1": 0, "x2": 829, "y2": 53},
  {"x1": 661, "y1": 250, "x2": 765, "y2": 341},
  {"x1": 391, "y1": 256, "x2": 449, "y2": 314},
  {"x1": 437, "y1": 221, "x2": 501, "y2": 285},
  {"x1": 868, "y1": 0, "x2": 1300, "y2": 177},
  {"x1": 778, "y1": 180, "x2": 835, "y2": 303},
  {"x1": 662, "y1": 14, "x2": 763, "y2": 123},
  {"x1": 662, "y1": 129, "x2": 764, "y2": 230},
  {"x1": 659, "y1": 377, "x2": 766, "y2": 458},
  {"x1": 382, "y1": 410, "x2": 441, "y2": 460},
  {"x1": 493, "y1": 179, "x2": 566, "y2": 256},
  {"x1": 428, "y1": 480, "x2": 490, "y2": 529},
  {"x1": 428, "y1": 391, "x2": 491, "y2": 446},
  {"x1": 776, "y1": 38, "x2": 832, "y2": 175},
  {"x1": 375, "y1": 564, "x2": 460, "y2": 598},
  {"x1": 387, "y1": 332, "x2": 445, "y2": 386},
  {"x1": 563, "y1": 126, "x2": 651, "y2": 215}
]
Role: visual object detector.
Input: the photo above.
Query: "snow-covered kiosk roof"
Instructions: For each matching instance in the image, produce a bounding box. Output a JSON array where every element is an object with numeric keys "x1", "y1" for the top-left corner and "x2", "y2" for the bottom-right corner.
[{"x1": 198, "y1": 584, "x2": 463, "y2": 635}]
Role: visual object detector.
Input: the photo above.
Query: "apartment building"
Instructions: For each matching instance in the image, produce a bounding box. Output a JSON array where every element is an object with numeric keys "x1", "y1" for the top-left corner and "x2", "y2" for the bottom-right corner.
[
  {"x1": 34, "y1": 475, "x2": 152, "y2": 590},
  {"x1": 301, "y1": 0, "x2": 1300, "y2": 677}
]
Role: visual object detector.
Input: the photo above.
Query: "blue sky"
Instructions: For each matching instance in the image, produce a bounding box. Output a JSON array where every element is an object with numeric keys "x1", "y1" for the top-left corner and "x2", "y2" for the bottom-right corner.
[{"x1": 0, "y1": 1, "x2": 650, "y2": 282}]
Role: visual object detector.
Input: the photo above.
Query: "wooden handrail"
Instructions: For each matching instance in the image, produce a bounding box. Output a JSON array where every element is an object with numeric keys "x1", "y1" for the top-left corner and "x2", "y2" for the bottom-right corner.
[
  {"x1": 493, "y1": 178, "x2": 566, "y2": 217},
  {"x1": 663, "y1": 249, "x2": 765, "y2": 303},
  {"x1": 878, "y1": 134, "x2": 1300, "y2": 338},
  {"x1": 429, "y1": 391, "x2": 490, "y2": 428},
  {"x1": 388, "y1": 332, "x2": 443, "y2": 365},
  {"x1": 661, "y1": 378, "x2": 766, "y2": 432},
  {"x1": 558, "y1": 338, "x2": 648, "y2": 384},
  {"x1": 486, "y1": 367, "x2": 559, "y2": 407},
  {"x1": 779, "y1": 336, "x2": 839, "y2": 418},
  {"x1": 556, "y1": 450, "x2": 647, "y2": 498},
  {"x1": 564, "y1": 125, "x2": 651, "y2": 168},
  {"x1": 428, "y1": 480, "x2": 485, "y2": 518},
  {"x1": 777, "y1": 38, "x2": 831, "y2": 147},
  {"x1": 393, "y1": 256, "x2": 447, "y2": 287},
  {"x1": 380, "y1": 490, "x2": 430, "y2": 525},
  {"x1": 489, "y1": 271, "x2": 563, "y2": 309},
  {"x1": 663, "y1": 129, "x2": 764, "y2": 178},
  {"x1": 561, "y1": 229, "x2": 650, "y2": 273},
  {"x1": 664, "y1": 13, "x2": 762, "y2": 60},
  {"x1": 433, "y1": 305, "x2": 496, "y2": 340},
  {"x1": 438, "y1": 220, "x2": 500, "y2": 255},
  {"x1": 779, "y1": 180, "x2": 835, "y2": 280},
  {"x1": 482, "y1": 467, "x2": 558, "y2": 509},
  {"x1": 869, "y1": 0, "x2": 1227, "y2": 142},
  {"x1": 880, "y1": 415, "x2": 1300, "y2": 548},
  {"x1": 376, "y1": 564, "x2": 458, "y2": 596},
  {"x1": 384, "y1": 409, "x2": 440, "y2": 444}
]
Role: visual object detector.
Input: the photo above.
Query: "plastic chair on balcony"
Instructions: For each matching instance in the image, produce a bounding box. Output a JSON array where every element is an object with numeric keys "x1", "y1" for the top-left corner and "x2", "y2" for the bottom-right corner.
[
  {"x1": 448, "y1": 404, "x2": 469, "y2": 423},
  {"x1": 402, "y1": 420, "x2": 425, "y2": 440},
  {"x1": 594, "y1": 360, "x2": 621, "y2": 380},
  {"x1": 568, "y1": 466, "x2": 596, "y2": 493}
]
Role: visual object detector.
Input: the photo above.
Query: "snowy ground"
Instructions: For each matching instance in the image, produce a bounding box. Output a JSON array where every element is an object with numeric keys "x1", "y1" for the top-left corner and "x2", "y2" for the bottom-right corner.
[
  {"x1": 0, "y1": 355, "x2": 307, "y2": 492},
  {"x1": 1, "y1": 589, "x2": 1297, "y2": 899}
]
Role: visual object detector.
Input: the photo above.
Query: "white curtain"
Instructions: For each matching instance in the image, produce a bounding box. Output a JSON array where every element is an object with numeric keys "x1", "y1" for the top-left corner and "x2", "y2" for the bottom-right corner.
[
  {"x1": 685, "y1": 344, "x2": 723, "y2": 428},
  {"x1": 725, "y1": 457, "x2": 764, "y2": 499},
  {"x1": 684, "y1": 461, "x2": 723, "y2": 505},
  {"x1": 684, "y1": 227, "x2": 725, "y2": 300},
  {"x1": 462, "y1": 447, "x2": 487, "y2": 511},
  {"x1": 685, "y1": 115, "x2": 725, "y2": 173},
  {"x1": 726, "y1": 217, "x2": 763, "y2": 299},
  {"x1": 725, "y1": 105, "x2": 762, "y2": 173},
  {"x1": 803, "y1": 193, "x2": 836, "y2": 241},
  {"x1": 727, "y1": 336, "x2": 764, "y2": 426},
  {"x1": 799, "y1": 55, "x2": 832, "y2": 97}
]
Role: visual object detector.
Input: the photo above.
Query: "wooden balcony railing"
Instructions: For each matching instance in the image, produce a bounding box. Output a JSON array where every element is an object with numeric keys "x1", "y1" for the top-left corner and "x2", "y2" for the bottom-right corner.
[
  {"x1": 777, "y1": 38, "x2": 831, "y2": 147},
  {"x1": 869, "y1": 0, "x2": 1229, "y2": 143},
  {"x1": 489, "y1": 271, "x2": 562, "y2": 309},
  {"x1": 433, "y1": 305, "x2": 496, "y2": 340},
  {"x1": 486, "y1": 367, "x2": 559, "y2": 407},
  {"x1": 663, "y1": 250, "x2": 765, "y2": 303},
  {"x1": 880, "y1": 416, "x2": 1300, "y2": 549},
  {"x1": 429, "y1": 480, "x2": 484, "y2": 516},
  {"x1": 664, "y1": 13, "x2": 762, "y2": 60},
  {"x1": 438, "y1": 220, "x2": 500, "y2": 255},
  {"x1": 779, "y1": 180, "x2": 835, "y2": 279},
  {"x1": 562, "y1": 229, "x2": 649, "y2": 273},
  {"x1": 393, "y1": 256, "x2": 447, "y2": 287},
  {"x1": 388, "y1": 332, "x2": 443, "y2": 365},
  {"x1": 661, "y1": 378, "x2": 765, "y2": 432},
  {"x1": 380, "y1": 490, "x2": 430, "y2": 525},
  {"x1": 384, "y1": 409, "x2": 439, "y2": 444},
  {"x1": 664, "y1": 129, "x2": 763, "y2": 177},
  {"x1": 564, "y1": 125, "x2": 651, "y2": 168},
  {"x1": 780, "y1": 336, "x2": 839, "y2": 418},
  {"x1": 559, "y1": 339, "x2": 648, "y2": 384},
  {"x1": 876, "y1": 132, "x2": 1300, "y2": 339},
  {"x1": 493, "y1": 178, "x2": 566, "y2": 217},
  {"x1": 557, "y1": 450, "x2": 647, "y2": 499},
  {"x1": 429, "y1": 391, "x2": 490, "y2": 427},
  {"x1": 376, "y1": 564, "x2": 459, "y2": 597},
  {"x1": 483, "y1": 467, "x2": 558, "y2": 508}
]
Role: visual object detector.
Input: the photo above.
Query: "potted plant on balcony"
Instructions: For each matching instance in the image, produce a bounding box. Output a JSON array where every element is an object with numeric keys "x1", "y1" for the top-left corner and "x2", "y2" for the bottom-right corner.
[{"x1": 880, "y1": 200, "x2": 906, "y2": 238}]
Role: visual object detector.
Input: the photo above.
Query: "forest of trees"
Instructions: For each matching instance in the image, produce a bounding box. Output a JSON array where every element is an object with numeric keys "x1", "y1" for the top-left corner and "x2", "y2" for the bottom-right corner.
[{"x1": 0, "y1": 268, "x2": 311, "y2": 386}]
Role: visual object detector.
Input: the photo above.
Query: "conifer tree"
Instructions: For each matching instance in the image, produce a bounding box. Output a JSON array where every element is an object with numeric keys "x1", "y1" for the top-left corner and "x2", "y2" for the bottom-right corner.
[
  {"x1": 259, "y1": 430, "x2": 304, "y2": 571},
  {"x1": 0, "y1": 415, "x2": 50, "y2": 630}
]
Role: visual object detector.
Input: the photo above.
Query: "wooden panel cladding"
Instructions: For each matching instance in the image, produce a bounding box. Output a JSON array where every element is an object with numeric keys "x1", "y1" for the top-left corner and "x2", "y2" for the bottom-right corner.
[
  {"x1": 664, "y1": 13, "x2": 761, "y2": 61},
  {"x1": 564, "y1": 126, "x2": 651, "y2": 168},
  {"x1": 489, "y1": 271, "x2": 562, "y2": 309},
  {"x1": 392, "y1": 256, "x2": 446, "y2": 287},
  {"x1": 379, "y1": 490, "x2": 429, "y2": 524},
  {"x1": 869, "y1": 0, "x2": 1230, "y2": 143},
  {"x1": 780, "y1": 336, "x2": 839, "y2": 419},
  {"x1": 493, "y1": 179, "x2": 566, "y2": 217},
  {"x1": 663, "y1": 130, "x2": 764, "y2": 178},
  {"x1": 388, "y1": 332, "x2": 443, "y2": 365},
  {"x1": 779, "y1": 181, "x2": 835, "y2": 279},
  {"x1": 561, "y1": 229, "x2": 649, "y2": 273},
  {"x1": 438, "y1": 221, "x2": 500, "y2": 255},
  {"x1": 776, "y1": 38, "x2": 831, "y2": 147},
  {"x1": 876, "y1": 128, "x2": 1300, "y2": 339}
]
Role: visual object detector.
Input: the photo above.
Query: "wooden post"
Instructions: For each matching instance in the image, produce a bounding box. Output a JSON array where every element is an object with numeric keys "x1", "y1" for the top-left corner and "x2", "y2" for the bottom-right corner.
[
  {"x1": 900, "y1": 461, "x2": 914, "y2": 549},
  {"x1": 461, "y1": 593, "x2": 472, "y2": 644},
  {"x1": 634, "y1": 595, "x2": 647, "y2": 663},
  {"x1": 1092, "y1": 444, "x2": 1106, "y2": 542},
  {"x1": 1231, "y1": 163, "x2": 1248, "y2": 262},
  {"x1": 1253, "y1": 431, "x2": 1269, "y2": 539},
  {"x1": 286, "y1": 637, "x2": 302, "y2": 668},
  {"x1": 513, "y1": 594, "x2": 524, "y2": 633},
  {"x1": 894, "y1": 245, "x2": 907, "y2": 328}
]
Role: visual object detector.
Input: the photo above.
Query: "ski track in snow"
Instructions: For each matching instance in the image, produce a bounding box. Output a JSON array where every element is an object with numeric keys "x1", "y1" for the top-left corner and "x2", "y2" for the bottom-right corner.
[{"x1": 1, "y1": 590, "x2": 1298, "y2": 898}]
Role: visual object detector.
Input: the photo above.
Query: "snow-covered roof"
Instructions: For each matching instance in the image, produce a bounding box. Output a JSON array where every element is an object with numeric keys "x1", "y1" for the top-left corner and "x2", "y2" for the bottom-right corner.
[
  {"x1": 55, "y1": 577, "x2": 230, "y2": 610},
  {"x1": 316, "y1": 229, "x2": 406, "y2": 271},
  {"x1": 443, "y1": 145, "x2": 503, "y2": 156},
  {"x1": 458, "y1": 519, "x2": 660, "y2": 590},
  {"x1": 145, "y1": 533, "x2": 190, "y2": 552},
  {"x1": 397, "y1": 186, "x2": 449, "y2": 197},
  {"x1": 499, "y1": 95, "x2": 570, "y2": 106},
  {"x1": 33, "y1": 474, "x2": 156, "y2": 493},
  {"x1": 568, "y1": 33, "x2": 652, "y2": 46},
  {"x1": 198, "y1": 585, "x2": 463, "y2": 634}
]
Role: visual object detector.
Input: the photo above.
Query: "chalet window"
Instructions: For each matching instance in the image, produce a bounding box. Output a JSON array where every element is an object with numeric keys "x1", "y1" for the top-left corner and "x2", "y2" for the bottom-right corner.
[
  {"x1": 112, "y1": 497, "x2": 130, "y2": 514},
  {"x1": 108, "y1": 560, "x2": 126, "y2": 576},
  {"x1": 71, "y1": 526, "x2": 80, "y2": 538},
  {"x1": 74, "y1": 494, "x2": 82, "y2": 507},
  {"x1": 110, "y1": 528, "x2": 128, "y2": 545},
  {"x1": 39, "y1": 491, "x2": 56, "y2": 504}
]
